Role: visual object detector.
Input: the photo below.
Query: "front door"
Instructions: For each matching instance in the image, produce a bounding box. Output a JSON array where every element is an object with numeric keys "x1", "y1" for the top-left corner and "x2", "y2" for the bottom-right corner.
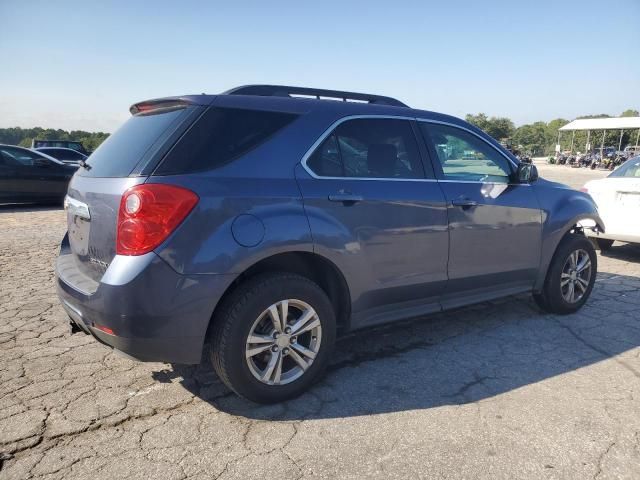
[
  {"x1": 296, "y1": 117, "x2": 449, "y2": 328},
  {"x1": 419, "y1": 122, "x2": 542, "y2": 308}
]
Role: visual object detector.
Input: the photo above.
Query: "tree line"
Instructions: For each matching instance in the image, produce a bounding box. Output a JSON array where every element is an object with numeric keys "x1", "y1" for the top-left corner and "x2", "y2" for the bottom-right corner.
[
  {"x1": 466, "y1": 109, "x2": 639, "y2": 156},
  {"x1": 1, "y1": 107, "x2": 638, "y2": 157},
  {"x1": 0, "y1": 127, "x2": 110, "y2": 152}
]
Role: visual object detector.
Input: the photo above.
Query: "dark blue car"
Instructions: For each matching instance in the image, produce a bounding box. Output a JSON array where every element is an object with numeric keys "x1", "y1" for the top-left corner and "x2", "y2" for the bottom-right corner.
[{"x1": 56, "y1": 85, "x2": 603, "y2": 403}]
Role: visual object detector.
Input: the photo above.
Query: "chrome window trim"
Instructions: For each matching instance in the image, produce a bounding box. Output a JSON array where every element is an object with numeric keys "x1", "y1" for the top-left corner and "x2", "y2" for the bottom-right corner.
[
  {"x1": 415, "y1": 118, "x2": 519, "y2": 169},
  {"x1": 299, "y1": 114, "x2": 525, "y2": 186}
]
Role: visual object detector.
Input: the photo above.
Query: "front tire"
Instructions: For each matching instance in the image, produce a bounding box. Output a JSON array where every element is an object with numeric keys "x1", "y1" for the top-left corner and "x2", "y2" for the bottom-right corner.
[
  {"x1": 210, "y1": 273, "x2": 336, "y2": 403},
  {"x1": 533, "y1": 234, "x2": 597, "y2": 314}
]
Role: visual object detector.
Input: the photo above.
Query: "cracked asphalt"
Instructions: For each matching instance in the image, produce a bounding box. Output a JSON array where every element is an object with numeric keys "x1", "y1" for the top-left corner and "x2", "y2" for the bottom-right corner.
[{"x1": 2, "y1": 164, "x2": 640, "y2": 479}]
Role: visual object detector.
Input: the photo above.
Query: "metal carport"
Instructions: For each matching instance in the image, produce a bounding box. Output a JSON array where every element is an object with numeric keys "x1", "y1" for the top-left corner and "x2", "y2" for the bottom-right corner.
[{"x1": 558, "y1": 117, "x2": 640, "y2": 154}]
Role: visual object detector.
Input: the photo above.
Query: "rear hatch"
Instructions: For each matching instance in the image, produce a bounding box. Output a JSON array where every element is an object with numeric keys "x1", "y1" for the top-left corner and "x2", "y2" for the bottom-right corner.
[{"x1": 62, "y1": 100, "x2": 206, "y2": 285}]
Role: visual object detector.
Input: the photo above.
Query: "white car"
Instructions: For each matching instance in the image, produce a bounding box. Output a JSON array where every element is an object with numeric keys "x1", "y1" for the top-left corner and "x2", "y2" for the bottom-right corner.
[{"x1": 583, "y1": 156, "x2": 640, "y2": 250}]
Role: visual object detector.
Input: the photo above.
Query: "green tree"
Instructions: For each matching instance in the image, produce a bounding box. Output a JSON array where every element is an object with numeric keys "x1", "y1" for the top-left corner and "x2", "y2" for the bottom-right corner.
[
  {"x1": 465, "y1": 113, "x2": 515, "y2": 141},
  {"x1": 0, "y1": 127, "x2": 109, "y2": 152},
  {"x1": 621, "y1": 109, "x2": 639, "y2": 117},
  {"x1": 513, "y1": 122, "x2": 547, "y2": 155}
]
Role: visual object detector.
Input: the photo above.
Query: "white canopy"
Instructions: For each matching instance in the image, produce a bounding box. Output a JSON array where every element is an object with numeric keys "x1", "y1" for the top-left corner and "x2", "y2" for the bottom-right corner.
[{"x1": 559, "y1": 117, "x2": 640, "y2": 131}]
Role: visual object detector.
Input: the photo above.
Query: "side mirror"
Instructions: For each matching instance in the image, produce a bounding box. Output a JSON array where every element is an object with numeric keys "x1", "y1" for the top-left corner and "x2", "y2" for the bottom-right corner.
[{"x1": 516, "y1": 163, "x2": 538, "y2": 184}]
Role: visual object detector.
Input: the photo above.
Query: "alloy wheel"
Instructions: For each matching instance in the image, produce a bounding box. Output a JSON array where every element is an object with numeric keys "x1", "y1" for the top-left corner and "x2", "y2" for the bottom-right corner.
[
  {"x1": 560, "y1": 249, "x2": 592, "y2": 303},
  {"x1": 245, "y1": 299, "x2": 322, "y2": 385}
]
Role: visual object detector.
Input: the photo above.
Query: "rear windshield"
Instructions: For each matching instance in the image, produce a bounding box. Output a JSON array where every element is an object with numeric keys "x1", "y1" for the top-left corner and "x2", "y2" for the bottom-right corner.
[
  {"x1": 154, "y1": 107, "x2": 298, "y2": 175},
  {"x1": 79, "y1": 106, "x2": 192, "y2": 177}
]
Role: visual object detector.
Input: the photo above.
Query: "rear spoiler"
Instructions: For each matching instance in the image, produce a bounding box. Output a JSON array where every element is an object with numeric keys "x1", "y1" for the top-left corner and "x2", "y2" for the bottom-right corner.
[{"x1": 129, "y1": 95, "x2": 213, "y2": 115}]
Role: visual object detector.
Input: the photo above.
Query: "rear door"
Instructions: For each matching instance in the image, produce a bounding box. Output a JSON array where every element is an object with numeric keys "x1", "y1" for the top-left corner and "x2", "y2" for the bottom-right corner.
[
  {"x1": 0, "y1": 146, "x2": 56, "y2": 200},
  {"x1": 296, "y1": 117, "x2": 449, "y2": 328},
  {"x1": 0, "y1": 148, "x2": 26, "y2": 202},
  {"x1": 419, "y1": 121, "x2": 542, "y2": 307}
]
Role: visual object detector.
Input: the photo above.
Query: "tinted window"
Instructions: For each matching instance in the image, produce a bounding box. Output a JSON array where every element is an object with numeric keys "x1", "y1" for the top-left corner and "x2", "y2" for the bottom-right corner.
[
  {"x1": 41, "y1": 149, "x2": 62, "y2": 159},
  {"x1": 421, "y1": 123, "x2": 512, "y2": 183},
  {"x1": 0, "y1": 147, "x2": 44, "y2": 166},
  {"x1": 80, "y1": 106, "x2": 192, "y2": 177},
  {"x1": 307, "y1": 134, "x2": 343, "y2": 177},
  {"x1": 155, "y1": 107, "x2": 298, "y2": 175},
  {"x1": 609, "y1": 156, "x2": 640, "y2": 178},
  {"x1": 61, "y1": 149, "x2": 85, "y2": 160},
  {"x1": 306, "y1": 118, "x2": 423, "y2": 179}
]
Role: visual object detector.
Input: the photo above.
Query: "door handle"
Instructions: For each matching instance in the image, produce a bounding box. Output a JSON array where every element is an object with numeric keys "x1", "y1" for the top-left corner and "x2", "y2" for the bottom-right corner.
[
  {"x1": 451, "y1": 198, "x2": 478, "y2": 208},
  {"x1": 328, "y1": 192, "x2": 363, "y2": 203}
]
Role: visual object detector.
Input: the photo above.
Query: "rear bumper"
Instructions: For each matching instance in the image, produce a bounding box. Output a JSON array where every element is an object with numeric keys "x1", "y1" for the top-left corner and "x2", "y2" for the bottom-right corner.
[{"x1": 56, "y1": 249, "x2": 235, "y2": 364}]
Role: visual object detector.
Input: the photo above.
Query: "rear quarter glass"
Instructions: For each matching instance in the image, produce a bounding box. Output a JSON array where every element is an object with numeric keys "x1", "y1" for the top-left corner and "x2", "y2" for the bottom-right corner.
[
  {"x1": 153, "y1": 107, "x2": 299, "y2": 175},
  {"x1": 78, "y1": 106, "x2": 197, "y2": 178}
]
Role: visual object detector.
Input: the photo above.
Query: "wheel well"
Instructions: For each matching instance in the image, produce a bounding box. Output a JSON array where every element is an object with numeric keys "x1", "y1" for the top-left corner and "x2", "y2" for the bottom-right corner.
[
  {"x1": 209, "y1": 252, "x2": 351, "y2": 336},
  {"x1": 564, "y1": 217, "x2": 604, "y2": 240}
]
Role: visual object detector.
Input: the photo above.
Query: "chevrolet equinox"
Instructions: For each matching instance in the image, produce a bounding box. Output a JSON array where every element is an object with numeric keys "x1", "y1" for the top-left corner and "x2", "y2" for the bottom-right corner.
[{"x1": 56, "y1": 85, "x2": 603, "y2": 403}]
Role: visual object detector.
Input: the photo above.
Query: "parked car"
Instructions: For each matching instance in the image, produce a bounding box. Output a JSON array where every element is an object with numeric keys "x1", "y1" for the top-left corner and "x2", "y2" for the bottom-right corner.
[
  {"x1": 0, "y1": 144, "x2": 78, "y2": 204},
  {"x1": 623, "y1": 145, "x2": 640, "y2": 157},
  {"x1": 31, "y1": 139, "x2": 90, "y2": 156},
  {"x1": 35, "y1": 147, "x2": 88, "y2": 166},
  {"x1": 56, "y1": 85, "x2": 603, "y2": 403},
  {"x1": 583, "y1": 155, "x2": 640, "y2": 250}
]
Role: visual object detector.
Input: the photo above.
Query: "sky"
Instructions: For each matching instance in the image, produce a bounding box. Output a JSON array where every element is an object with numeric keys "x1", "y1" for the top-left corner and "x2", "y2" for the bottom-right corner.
[{"x1": 1, "y1": 0, "x2": 638, "y2": 133}]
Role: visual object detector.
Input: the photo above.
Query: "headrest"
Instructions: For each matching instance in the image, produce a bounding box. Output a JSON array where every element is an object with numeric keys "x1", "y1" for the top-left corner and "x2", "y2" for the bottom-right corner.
[{"x1": 367, "y1": 144, "x2": 397, "y2": 177}]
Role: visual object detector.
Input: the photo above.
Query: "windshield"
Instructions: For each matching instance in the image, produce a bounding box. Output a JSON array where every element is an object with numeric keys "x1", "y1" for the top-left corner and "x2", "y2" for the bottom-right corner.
[{"x1": 609, "y1": 156, "x2": 640, "y2": 178}]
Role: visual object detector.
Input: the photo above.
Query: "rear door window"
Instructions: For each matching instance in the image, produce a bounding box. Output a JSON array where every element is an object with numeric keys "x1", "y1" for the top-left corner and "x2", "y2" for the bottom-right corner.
[
  {"x1": 306, "y1": 118, "x2": 424, "y2": 179},
  {"x1": 154, "y1": 107, "x2": 299, "y2": 175},
  {"x1": 79, "y1": 106, "x2": 194, "y2": 177},
  {"x1": 0, "y1": 147, "x2": 42, "y2": 166}
]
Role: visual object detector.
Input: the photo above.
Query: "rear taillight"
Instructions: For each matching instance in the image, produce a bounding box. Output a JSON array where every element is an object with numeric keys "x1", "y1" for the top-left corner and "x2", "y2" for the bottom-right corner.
[{"x1": 116, "y1": 184, "x2": 198, "y2": 256}]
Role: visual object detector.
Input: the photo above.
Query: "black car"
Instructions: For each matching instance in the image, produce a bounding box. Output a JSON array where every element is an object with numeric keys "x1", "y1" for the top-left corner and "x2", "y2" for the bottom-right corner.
[
  {"x1": 0, "y1": 144, "x2": 77, "y2": 205},
  {"x1": 31, "y1": 139, "x2": 90, "y2": 156},
  {"x1": 35, "y1": 147, "x2": 88, "y2": 166}
]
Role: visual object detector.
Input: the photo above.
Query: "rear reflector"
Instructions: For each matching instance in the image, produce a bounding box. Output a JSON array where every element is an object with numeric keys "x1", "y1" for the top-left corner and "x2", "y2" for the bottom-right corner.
[
  {"x1": 95, "y1": 324, "x2": 114, "y2": 335},
  {"x1": 116, "y1": 184, "x2": 198, "y2": 256}
]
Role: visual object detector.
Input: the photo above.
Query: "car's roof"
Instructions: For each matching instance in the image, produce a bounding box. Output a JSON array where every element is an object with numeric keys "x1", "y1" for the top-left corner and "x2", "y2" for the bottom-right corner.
[
  {"x1": 132, "y1": 92, "x2": 471, "y2": 128},
  {"x1": 0, "y1": 143, "x2": 32, "y2": 151},
  {"x1": 130, "y1": 86, "x2": 516, "y2": 163},
  {"x1": 0, "y1": 144, "x2": 66, "y2": 164},
  {"x1": 36, "y1": 146, "x2": 84, "y2": 152}
]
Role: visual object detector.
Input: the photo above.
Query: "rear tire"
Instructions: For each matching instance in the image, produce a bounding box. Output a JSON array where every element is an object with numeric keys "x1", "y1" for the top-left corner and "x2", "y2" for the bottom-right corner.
[
  {"x1": 210, "y1": 273, "x2": 336, "y2": 404},
  {"x1": 533, "y1": 234, "x2": 597, "y2": 315}
]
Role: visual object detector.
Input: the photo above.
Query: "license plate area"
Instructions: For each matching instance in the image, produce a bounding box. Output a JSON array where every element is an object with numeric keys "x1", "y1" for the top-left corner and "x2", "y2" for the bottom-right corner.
[
  {"x1": 616, "y1": 192, "x2": 640, "y2": 208},
  {"x1": 64, "y1": 196, "x2": 91, "y2": 256}
]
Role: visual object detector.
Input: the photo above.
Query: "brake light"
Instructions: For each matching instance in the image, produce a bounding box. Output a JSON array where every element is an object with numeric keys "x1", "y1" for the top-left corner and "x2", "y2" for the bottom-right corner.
[{"x1": 117, "y1": 184, "x2": 198, "y2": 256}]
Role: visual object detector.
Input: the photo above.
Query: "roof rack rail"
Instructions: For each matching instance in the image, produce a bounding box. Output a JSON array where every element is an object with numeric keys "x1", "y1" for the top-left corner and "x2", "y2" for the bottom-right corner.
[{"x1": 223, "y1": 85, "x2": 409, "y2": 108}]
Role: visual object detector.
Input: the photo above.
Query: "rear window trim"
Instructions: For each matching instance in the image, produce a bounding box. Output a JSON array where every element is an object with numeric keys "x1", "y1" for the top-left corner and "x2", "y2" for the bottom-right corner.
[{"x1": 132, "y1": 105, "x2": 206, "y2": 176}]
